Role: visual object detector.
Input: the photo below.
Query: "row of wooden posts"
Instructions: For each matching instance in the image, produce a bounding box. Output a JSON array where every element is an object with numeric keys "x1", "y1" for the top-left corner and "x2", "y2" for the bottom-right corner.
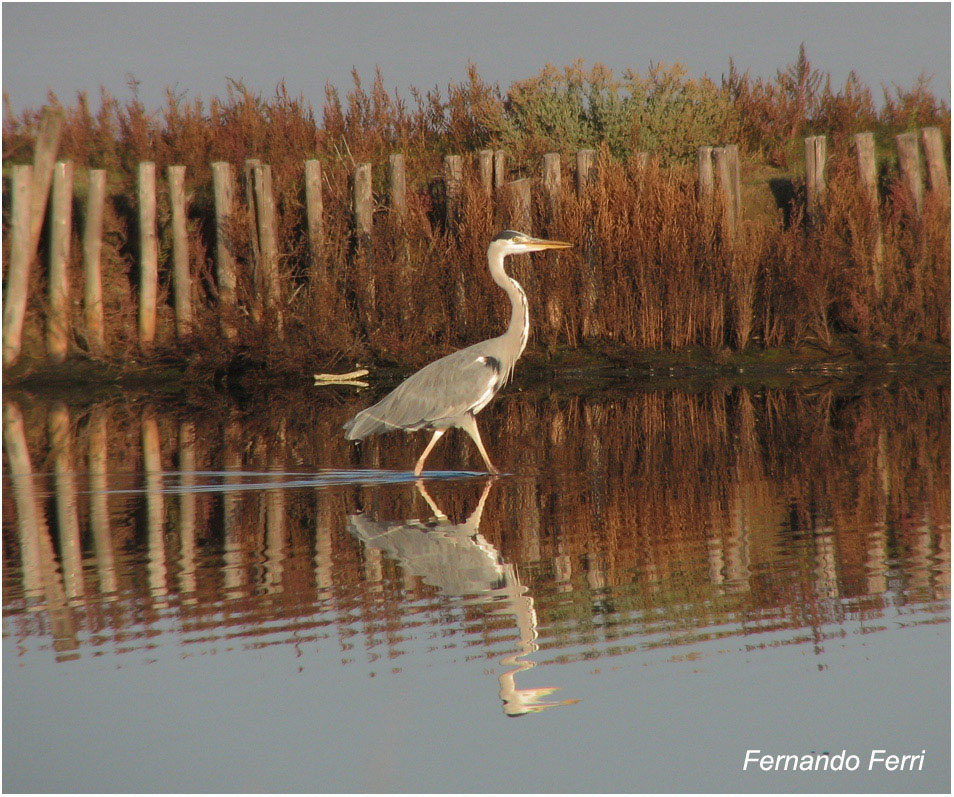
[{"x1": 2, "y1": 107, "x2": 949, "y2": 368}]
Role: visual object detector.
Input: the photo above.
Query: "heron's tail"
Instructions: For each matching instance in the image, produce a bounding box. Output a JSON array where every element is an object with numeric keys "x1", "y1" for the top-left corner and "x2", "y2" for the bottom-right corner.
[{"x1": 343, "y1": 407, "x2": 391, "y2": 440}]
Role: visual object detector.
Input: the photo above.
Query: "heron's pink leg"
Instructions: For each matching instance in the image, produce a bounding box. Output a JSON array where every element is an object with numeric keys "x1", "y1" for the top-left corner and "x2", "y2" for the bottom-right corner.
[
  {"x1": 460, "y1": 415, "x2": 500, "y2": 475},
  {"x1": 414, "y1": 429, "x2": 446, "y2": 476}
]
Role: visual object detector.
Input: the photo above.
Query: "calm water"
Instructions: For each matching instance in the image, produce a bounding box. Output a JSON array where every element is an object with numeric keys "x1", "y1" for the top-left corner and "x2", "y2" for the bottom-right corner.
[{"x1": 3, "y1": 376, "x2": 950, "y2": 792}]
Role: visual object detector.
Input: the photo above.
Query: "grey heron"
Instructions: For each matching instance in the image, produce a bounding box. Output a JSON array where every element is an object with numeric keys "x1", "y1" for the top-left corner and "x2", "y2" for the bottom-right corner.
[{"x1": 343, "y1": 230, "x2": 573, "y2": 475}]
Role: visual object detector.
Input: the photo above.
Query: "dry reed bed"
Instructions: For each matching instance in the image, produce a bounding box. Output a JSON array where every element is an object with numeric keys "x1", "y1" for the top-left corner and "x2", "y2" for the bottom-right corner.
[{"x1": 2, "y1": 62, "x2": 950, "y2": 373}]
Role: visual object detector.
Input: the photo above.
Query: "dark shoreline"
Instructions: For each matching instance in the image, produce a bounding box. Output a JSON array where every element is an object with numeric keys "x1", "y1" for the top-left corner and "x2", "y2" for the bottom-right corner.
[{"x1": 3, "y1": 339, "x2": 949, "y2": 406}]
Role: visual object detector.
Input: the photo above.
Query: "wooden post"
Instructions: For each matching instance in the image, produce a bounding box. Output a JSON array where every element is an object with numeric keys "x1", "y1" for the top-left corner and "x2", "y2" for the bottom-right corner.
[
  {"x1": 577, "y1": 149, "x2": 598, "y2": 338},
  {"x1": 726, "y1": 144, "x2": 742, "y2": 222},
  {"x1": 444, "y1": 154, "x2": 463, "y2": 227},
  {"x1": 576, "y1": 149, "x2": 597, "y2": 197},
  {"x1": 304, "y1": 159, "x2": 325, "y2": 272},
  {"x1": 47, "y1": 161, "x2": 74, "y2": 363},
  {"x1": 387, "y1": 153, "x2": 405, "y2": 221},
  {"x1": 2, "y1": 165, "x2": 34, "y2": 367},
  {"x1": 493, "y1": 150, "x2": 507, "y2": 190},
  {"x1": 244, "y1": 158, "x2": 262, "y2": 269},
  {"x1": 804, "y1": 135, "x2": 827, "y2": 223},
  {"x1": 713, "y1": 147, "x2": 737, "y2": 237},
  {"x1": 635, "y1": 151, "x2": 650, "y2": 170},
  {"x1": 542, "y1": 153, "x2": 561, "y2": 221},
  {"x1": 854, "y1": 132, "x2": 884, "y2": 292},
  {"x1": 82, "y1": 169, "x2": 107, "y2": 354},
  {"x1": 137, "y1": 161, "x2": 159, "y2": 350},
  {"x1": 28, "y1": 106, "x2": 66, "y2": 260},
  {"x1": 478, "y1": 149, "x2": 494, "y2": 197},
  {"x1": 506, "y1": 178, "x2": 532, "y2": 232},
  {"x1": 167, "y1": 165, "x2": 192, "y2": 338},
  {"x1": 352, "y1": 162, "x2": 372, "y2": 240},
  {"x1": 211, "y1": 161, "x2": 238, "y2": 339},
  {"x1": 252, "y1": 163, "x2": 282, "y2": 332},
  {"x1": 895, "y1": 132, "x2": 923, "y2": 216},
  {"x1": 697, "y1": 146, "x2": 714, "y2": 201},
  {"x1": 920, "y1": 126, "x2": 949, "y2": 198}
]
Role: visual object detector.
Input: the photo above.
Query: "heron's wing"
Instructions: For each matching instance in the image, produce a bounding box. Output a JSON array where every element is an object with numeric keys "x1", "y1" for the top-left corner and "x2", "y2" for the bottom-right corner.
[{"x1": 344, "y1": 346, "x2": 503, "y2": 438}]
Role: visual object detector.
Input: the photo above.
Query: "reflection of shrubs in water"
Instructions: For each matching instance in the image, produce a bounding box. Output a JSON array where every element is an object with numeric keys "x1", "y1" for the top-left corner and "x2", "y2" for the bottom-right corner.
[{"x1": 2, "y1": 53, "x2": 949, "y2": 372}]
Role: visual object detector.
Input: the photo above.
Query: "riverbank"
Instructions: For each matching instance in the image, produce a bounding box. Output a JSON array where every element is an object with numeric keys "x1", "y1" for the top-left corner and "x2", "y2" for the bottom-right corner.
[{"x1": 4, "y1": 337, "x2": 948, "y2": 406}]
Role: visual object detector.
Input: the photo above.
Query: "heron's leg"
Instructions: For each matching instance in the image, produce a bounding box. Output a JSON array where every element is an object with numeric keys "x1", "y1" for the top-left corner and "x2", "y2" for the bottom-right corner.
[
  {"x1": 414, "y1": 429, "x2": 446, "y2": 476},
  {"x1": 459, "y1": 415, "x2": 500, "y2": 475}
]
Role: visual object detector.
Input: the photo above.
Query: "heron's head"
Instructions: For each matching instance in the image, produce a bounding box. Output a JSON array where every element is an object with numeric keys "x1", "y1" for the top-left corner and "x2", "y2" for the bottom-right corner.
[{"x1": 490, "y1": 229, "x2": 573, "y2": 257}]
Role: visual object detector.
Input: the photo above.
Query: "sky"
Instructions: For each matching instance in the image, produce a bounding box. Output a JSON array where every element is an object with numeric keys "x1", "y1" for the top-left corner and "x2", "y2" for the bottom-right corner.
[{"x1": 2, "y1": 2, "x2": 951, "y2": 113}]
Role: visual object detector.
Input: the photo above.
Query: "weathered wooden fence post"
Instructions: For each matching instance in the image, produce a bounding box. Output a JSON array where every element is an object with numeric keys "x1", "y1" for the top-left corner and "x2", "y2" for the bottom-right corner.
[
  {"x1": 697, "y1": 146, "x2": 714, "y2": 201},
  {"x1": 137, "y1": 161, "x2": 159, "y2": 350},
  {"x1": 895, "y1": 132, "x2": 924, "y2": 216},
  {"x1": 443, "y1": 154, "x2": 463, "y2": 227},
  {"x1": 804, "y1": 135, "x2": 828, "y2": 223},
  {"x1": 506, "y1": 178, "x2": 532, "y2": 232},
  {"x1": 713, "y1": 147, "x2": 738, "y2": 237},
  {"x1": 920, "y1": 126, "x2": 949, "y2": 199},
  {"x1": 2, "y1": 165, "x2": 34, "y2": 367},
  {"x1": 478, "y1": 149, "x2": 494, "y2": 197},
  {"x1": 635, "y1": 151, "x2": 650, "y2": 170},
  {"x1": 28, "y1": 106, "x2": 66, "y2": 259},
  {"x1": 576, "y1": 149, "x2": 597, "y2": 198},
  {"x1": 304, "y1": 159, "x2": 325, "y2": 275},
  {"x1": 853, "y1": 132, "x2": 884, "y2": 293},
  {"x1": 576, "y1": 148, "x2": 599, "y2": 338},
  {"x1": 352, "y1": 162, "x2": 374, "y2": 309},
  {"x1": 726, "y1": 144, "x2": 742, "y2": 222},
  {"x1": 493, "y1": 150, "x2": 507, "y2": 190},
  {"x1": 252, "y1": 163, "x2": 282, "y2": 333},
  {"x1": 82, "y1": 169, "x2": 107, "y2": 355},
  {"x1": 542, "y1": 153, "x2": 564, "y2": 331},
  {"x1": 352, "y1": 162, "x2": 373, "y2": 241},
  {"x1": 387, "y1": 153, "x2": 405, "y2": 221},
  {"x1": 167, "y1": 165, "x2": 193, "y2": 338},
  {"x1": 211, "y1": 161, "x2": 238, "y2": 339},
  {"x1": 542, "y1": 153, "x2": 561, "y2": 221},
  {"x1": 47, "y1": 161, "x2": 74, "y2": 363}
]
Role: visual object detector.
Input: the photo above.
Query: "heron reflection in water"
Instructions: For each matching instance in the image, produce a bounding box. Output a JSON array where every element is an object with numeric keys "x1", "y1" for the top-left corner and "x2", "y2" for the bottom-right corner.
[{"x1": 347, "y1": 479, "x2": 578, "y2": 716}]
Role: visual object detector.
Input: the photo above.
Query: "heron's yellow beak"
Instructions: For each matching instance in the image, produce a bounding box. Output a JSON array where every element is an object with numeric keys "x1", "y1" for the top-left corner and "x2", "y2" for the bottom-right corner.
[{"x1": 525, "y1": 236, "x2": 573, "y2": 251}]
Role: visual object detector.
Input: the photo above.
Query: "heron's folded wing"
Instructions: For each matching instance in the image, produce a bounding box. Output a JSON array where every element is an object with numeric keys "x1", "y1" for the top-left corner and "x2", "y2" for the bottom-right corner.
[{"x1": 345, "y1": 348, "x2": 499, "y2": 437}]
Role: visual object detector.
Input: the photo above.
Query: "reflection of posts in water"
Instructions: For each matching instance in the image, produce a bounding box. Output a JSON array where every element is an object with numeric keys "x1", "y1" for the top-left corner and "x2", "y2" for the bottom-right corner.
[
  {"x1": 347, "y1": 479, "x2": 577, "y2": 716},
  {"x1": 553, "y1": 553, "x2": 573, "y2": 593},
  {"x1": 142, "y1": 412, "x2": 168, "y2": 604},
  {"x1": 865, "y1": 523, "x2": 888, "y2": 596},
  {"x1": 3, "y1": 402, "x2": 78, "y2": 653},
  {"x1": 867, "y1": 428, "x2": 890, "y2": 596},
  {"x1": 88, "y1": 409, "x2": 118, "y2": 598},
  {"x1": 264, "y1": 422, "x2": 287, "y2": 594},
  {"x1": 222, "y1": 415, "x2": 245, "y2": 598},
  {"x1": 813, "y1": 524, "x2": 840, "y2": 600},
  {"x1": 314, "y1": 490, "x2": 335, "y2": 594},
  {"x1": 177, "y1": 421, "x2": 198, "y2": 602},
  {"x1": 724, "y1": 480, "x2": 752, "y2": 593},
  {"x1": 49, "y1": 403, "x2": 86, "y2": 603},
  {"x1": 906, "y1": 507, "x2": 932, "y2": 597}
]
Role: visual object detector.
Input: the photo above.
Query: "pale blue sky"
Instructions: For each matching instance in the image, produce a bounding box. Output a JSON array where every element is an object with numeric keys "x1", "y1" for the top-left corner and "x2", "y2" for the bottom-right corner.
[{"x1": 2, "y1": 3, "x2": 950, "y2": 112}]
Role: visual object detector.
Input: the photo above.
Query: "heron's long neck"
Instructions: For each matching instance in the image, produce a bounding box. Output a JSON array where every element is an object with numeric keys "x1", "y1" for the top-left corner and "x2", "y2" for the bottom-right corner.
[{"x1": 488, "y1": 249, "x2": 530, "y2": 366}]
